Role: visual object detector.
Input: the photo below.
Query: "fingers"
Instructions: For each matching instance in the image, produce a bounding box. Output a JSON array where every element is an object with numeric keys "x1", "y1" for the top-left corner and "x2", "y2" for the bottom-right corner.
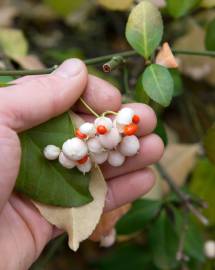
[
  {"x1": 0, "y1": 126, "x2": 21, "y2": 212},
  {"x1": 102, "y1": 134, "x2": 164, "y2": 179},
  {"x1": 0, "y1": 59, "x2": 88, "y2": 132},
  {"x1": 104, "y1": 168, "x2": 155, "y2": 212},
  {"x1": 75, "y1": 75, "x2": 122, "y2": 114}
]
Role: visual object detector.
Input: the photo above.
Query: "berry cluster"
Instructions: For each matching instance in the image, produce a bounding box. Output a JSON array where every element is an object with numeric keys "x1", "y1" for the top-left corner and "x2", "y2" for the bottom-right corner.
[{"x1": 44, "y1": 108, "x2": 140, "y2": 174}]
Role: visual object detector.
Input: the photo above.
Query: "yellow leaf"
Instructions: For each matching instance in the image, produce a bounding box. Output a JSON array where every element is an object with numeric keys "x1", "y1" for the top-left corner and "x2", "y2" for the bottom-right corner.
[
  {"x1": 33, "y1": 112, "x2": 107, "y2": 251},
  {"x1": 200, "y1": 0, "x2": 215, "y2": 8},
  {"x1": 97, "y1": 0, "x2": 133, "y2": 10},
  {"x1": 0, "y1": 28, "x2": 28, "y2": 60}
]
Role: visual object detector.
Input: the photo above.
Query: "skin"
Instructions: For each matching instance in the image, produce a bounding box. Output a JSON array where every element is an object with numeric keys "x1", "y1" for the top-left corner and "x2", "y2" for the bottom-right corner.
[{"x1": 0, "y1": 59, "x2": 164, "y2": 270}]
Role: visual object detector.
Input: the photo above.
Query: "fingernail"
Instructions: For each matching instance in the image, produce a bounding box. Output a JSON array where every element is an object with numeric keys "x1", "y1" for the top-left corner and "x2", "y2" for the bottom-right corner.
[{"x1": 53, "y1": 59, "x2": 83, "y2": 78}]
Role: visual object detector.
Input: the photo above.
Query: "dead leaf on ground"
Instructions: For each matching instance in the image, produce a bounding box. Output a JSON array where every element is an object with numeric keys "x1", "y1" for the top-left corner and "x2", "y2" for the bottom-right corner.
[
  {"x1": 173, "y1": 20, "x2": 215, "y2": 86},
  {"x1": 0, "y1": 28, "x2": 28, "y2": 61},
  {"x1": 33, "y1": 112, "x2": 107, "y2": 251},
  {"x1": 154, "y1": 143, "x2": 200, "y2": 194},
  {"x1": 14, "y1": 55, "x2": 45, "y2": 69}
]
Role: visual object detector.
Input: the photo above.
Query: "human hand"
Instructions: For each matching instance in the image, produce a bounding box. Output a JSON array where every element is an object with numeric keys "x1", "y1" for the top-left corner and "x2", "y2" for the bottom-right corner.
[{"x1": 0, "y1": 59, "x2": 164, "y2": 269}]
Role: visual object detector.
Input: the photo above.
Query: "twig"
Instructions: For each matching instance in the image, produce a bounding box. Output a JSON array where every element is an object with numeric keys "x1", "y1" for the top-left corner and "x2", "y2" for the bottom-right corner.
[
  {"x1": 176, "y1": 211, "x2": 189, "y2": 262},
  {"x1": 0, "y1": 49, "x2": 214, "y2": 76},
  {"x1": 103, "y1": 56, "x2": 125, "y2": 72},
  {"x1": 156, "y1": 163, "x2": 209, "y2": 226}
]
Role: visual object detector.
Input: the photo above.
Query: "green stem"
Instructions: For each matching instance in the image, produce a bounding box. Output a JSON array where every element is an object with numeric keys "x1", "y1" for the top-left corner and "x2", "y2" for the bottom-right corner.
[
  {"x1": 0, "y1": 49, "x2": 214, "y2": 76},
  {"x1": 172, "y1": 49, "x2": 215, "y2": 57},
  {"x1": 102, "y1": 110, "x2": 118, "y2": 117}
]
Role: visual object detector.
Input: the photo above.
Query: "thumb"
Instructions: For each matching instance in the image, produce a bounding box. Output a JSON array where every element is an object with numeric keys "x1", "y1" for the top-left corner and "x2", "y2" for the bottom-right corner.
[{"x1": 0, "y1": 59, "x2": 88, "y2": 132}]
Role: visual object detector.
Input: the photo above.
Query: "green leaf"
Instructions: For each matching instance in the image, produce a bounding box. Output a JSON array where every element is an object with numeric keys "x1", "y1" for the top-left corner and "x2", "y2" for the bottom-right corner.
[
  {"x1": 125, "y1": 1, "x2": 163, "y2": 59},
  {"x1": 15, "y1": 113, "x2": 92, "y2": 207},
  {"x1": 166, "y1": 0, "x2": 200, "y2": 18},
  {"x1": 134, "y1": 76, "x2": 150, "y2": 104},
  {"x1": 142, "y1": 64, "x2": 174, "y2": 107},
  {"x1": 44, "y1": 0, "x2": 86, "y2": 16},
  {"x1": 169, "y1": 69, "x2": 184, "y2": 97},
  {"x1": 204, "y1": 124, "x2": 215, "y2": 165},
  {"x1": 154, "y1": 119, "x2": 168, "y2": 146},
  {"x1": 149, "y1": 210, "x2": 179, "y2": 269},
  {"x1": 116, "y1": 199, "x2": 161, "y2": 235},
  {"x1": 205, "y1": 18, "x2": 215, "y2": 51},
  {"x1": 190, "y1": 158, "x2": 215, "y2": 224},
  {"x1": 0, "y1": 75, "x2": 14, "y2": 87},
  {"x1": 174, "y1": 208, "x2": 205, "y2": 262}
]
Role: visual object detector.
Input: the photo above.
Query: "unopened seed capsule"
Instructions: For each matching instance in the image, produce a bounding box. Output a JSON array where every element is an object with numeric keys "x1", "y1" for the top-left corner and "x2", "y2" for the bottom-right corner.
[
  {"x1": 108, "y1": 150, "x2": 125, "y2": 167},
  {"x1": 119, "y1": 135, "x2": 140, "y2": 156},
  {"x1": 44, "y1": 145, "x2": 61, "y2": 160}
]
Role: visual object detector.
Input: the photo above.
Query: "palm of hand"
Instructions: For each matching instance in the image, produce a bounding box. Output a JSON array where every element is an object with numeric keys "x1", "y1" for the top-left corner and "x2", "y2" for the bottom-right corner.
[{"x1": 0, "y1": 60, "x2": 163, "y2": 269}]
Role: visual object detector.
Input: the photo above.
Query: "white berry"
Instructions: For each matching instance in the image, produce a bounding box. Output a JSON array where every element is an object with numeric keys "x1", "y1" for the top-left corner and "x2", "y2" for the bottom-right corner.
[
  {"x1": 95, "y1": 116, "x2": 112, "y2": 131},
  {"x1": 77, "y1": 158, "x2": 92, "y2": 174},
  {"x1": 116, "y1": 108, "x2": 134, "y2": 125},
  {"x1": 91, "y1": 151, "x2": 108, "y2": 164},
  {"x1": 119, "y1": 135, "x2": 140, "y2": 157},
  {"x1": 43, "y1": 145, "x2": 60, "y2": 160},
  {"x1": 108, "y1": 150, "x2": 125, "y2": 167},
  {"x1": 100, "y1": 229, "x2": 116, "y2": 248},
  {"x1": 99, "y1": 128, "x2": 121, "y2": 150},
  {"x1": 79, "y1": 122, "x2": 96, "y2": 137},
  {"x1": 62, "y1": 138, "x2": 88, "y2": 160},
  {"x1": 87, "y1": 137, "x2": 104, "y2": 153},
  {"x1": 59, "y1": 152, "x2": 76, "y2": 169},
  {"x1": 204, "y1": 240, "x2": 215, "y2": 259}
]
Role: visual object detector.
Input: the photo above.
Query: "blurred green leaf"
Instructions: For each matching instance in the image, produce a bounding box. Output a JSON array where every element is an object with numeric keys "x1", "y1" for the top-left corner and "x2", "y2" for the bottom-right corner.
[
  {"x1": 174, "y1": 208, "x2": 205, "y2": 262},
  {"x1": 95, "y1": 243, "x2": 157, "y2": 270},
  {"x1": 0, "y1": 76, "x2": 14, "y2": 87},
  {"x1": 44, "y1": 0, "x2": 86, "y2": 16},
  {"x1": 116, "y1": 199, "x2": 161, "y2": 235},
  {"x1": 16, "y1": 113, "x2": 92, "y2": 207},
  {"x1": 142, "y1": 64, "x2": 174, "y2": 107},
  {"x1": 154, "y1": 119, "x2": 168, "y2": 146},
  {"x1": 134, "y1": 77, "x2": 150, "y2": 104},
  {"x1": 126, "y1": 1, "x2": 163, "y2": 59},
  {"x1": 169, "y1": 69, "x2": 184, "y2": 96},
  {"x1": 149, "y1": 210, "x2": 179, "y2": 269},
  {"x1": 166, "y1": 0, "x2": 200, "y2": 18},
  {"x1": 190, "y1": 158, "x2": 215, "y2": 224},
  {"x1": 97, "y1": 0, "x2": 133, "y2": 11},
  {"x1": 205, "y1": 18, "x2": 215, "y2": 51},
  {"x1": 204, "y1": 124, "x2": 215, "y2": 165}
]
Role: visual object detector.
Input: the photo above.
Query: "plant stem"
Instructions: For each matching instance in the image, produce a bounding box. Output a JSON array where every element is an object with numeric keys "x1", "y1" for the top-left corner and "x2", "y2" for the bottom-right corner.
[
  {"x1": 0, "y1": 49, "x2": 214, "y2": 77},
  {"x1": 102, "y1": 110, "x2": 118, "y2": 116},
  {"x1": 79, "y1": 97, "x2": 99, "y2": 118},
  {"x1": 156, "y1": 163, "x2": 209, "y2": 226},
  {"x1": 172, "y1": 49, "x2": 215, "y2": 57}
]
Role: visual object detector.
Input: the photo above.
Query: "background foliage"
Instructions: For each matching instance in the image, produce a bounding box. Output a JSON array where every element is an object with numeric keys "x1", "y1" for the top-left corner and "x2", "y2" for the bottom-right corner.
[{"x1": 0, "y1": 0, "x2": 214, "y2": 269}]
